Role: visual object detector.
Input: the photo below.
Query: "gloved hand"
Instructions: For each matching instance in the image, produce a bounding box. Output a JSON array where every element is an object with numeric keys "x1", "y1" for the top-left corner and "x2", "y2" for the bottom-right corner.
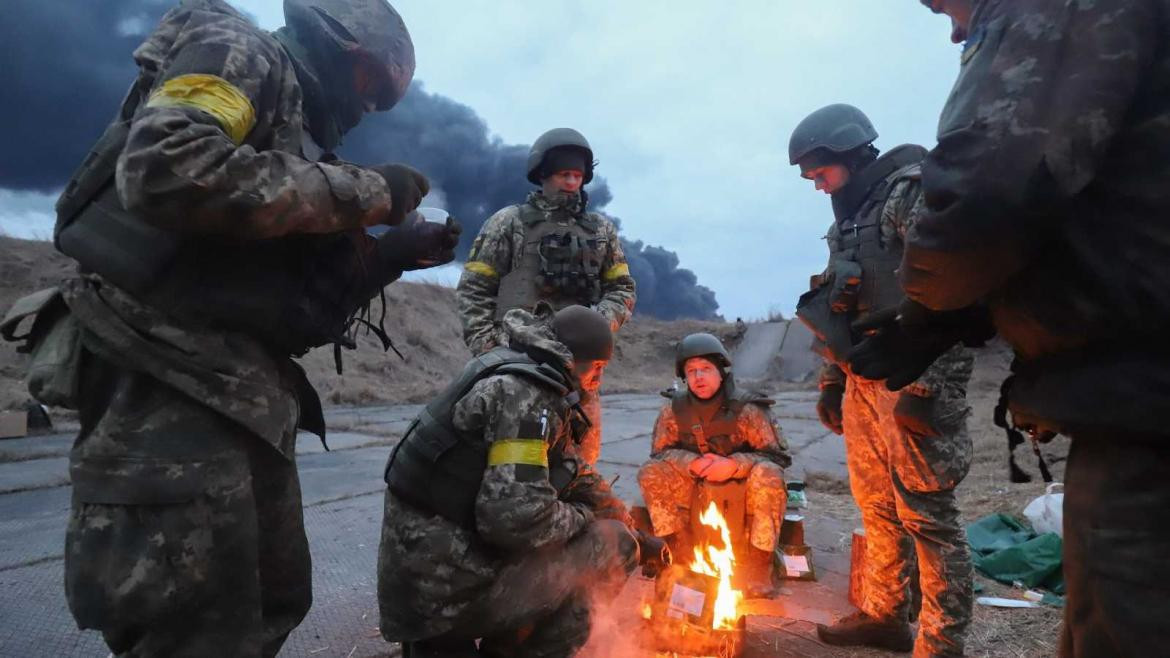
[
  {"x1": 691, "y1": 454, "x2": 739, "y2": 483},
  {"x1": 817, "y1": 384, "x2": 845, "y2": 435},
  {"x1": 893, "y1": 392, "x2": 942, "y2": 438},
  {"x1": 635, "y1": 530, "x2": 673, "y2": 578},
  {"x1": 688, "y1": 453, "x2": 712, "y2": 478},
  {"x1": 371, "y1": 163, "x2": 430, "y2": 225},
  {"x1": 376, "y1": 214, "x2": 462, "y2": 271},
  {"x1": 847, "y1": 299, "x2": 985, "y2": 391}
]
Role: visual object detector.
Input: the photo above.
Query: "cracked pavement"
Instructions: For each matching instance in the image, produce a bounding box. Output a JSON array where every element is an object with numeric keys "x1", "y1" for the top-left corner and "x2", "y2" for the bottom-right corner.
[{"x1": 0, "y1": 391, "x2": 854, "y2": 657}]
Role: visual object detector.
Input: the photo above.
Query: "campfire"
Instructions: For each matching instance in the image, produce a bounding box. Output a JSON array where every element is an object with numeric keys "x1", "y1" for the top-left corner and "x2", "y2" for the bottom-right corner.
[{"x1": 643, "y1": 501, "x2": 746, "y2": 657}]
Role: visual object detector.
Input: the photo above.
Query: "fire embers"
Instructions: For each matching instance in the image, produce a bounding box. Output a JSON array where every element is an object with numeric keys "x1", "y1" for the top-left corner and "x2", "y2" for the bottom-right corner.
[{"x1": 643, "y1": 501, "x2": 746, "y2": 657}]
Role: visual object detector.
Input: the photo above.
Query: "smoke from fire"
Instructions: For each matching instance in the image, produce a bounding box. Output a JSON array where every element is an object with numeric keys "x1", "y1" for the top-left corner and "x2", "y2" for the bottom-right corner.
[{"x1": 0, "y1": 0, "x2": 720, "y2": 320}]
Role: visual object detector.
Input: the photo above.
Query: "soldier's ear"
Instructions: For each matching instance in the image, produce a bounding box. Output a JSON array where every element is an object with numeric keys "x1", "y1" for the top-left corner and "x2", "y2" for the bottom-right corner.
[{"x1": 532, "y1": 301, "x2": 555, "y2": 321}]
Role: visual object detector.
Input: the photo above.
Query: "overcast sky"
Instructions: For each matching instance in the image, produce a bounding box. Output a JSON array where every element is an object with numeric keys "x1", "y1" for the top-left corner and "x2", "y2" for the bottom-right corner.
[{"x1": 0, "y1": 1, "x2": 962, "y2": 320}]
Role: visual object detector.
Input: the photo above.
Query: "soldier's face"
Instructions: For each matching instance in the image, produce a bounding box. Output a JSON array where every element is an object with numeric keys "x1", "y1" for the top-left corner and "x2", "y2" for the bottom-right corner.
[
  {"x1": 352, "y1": 55, "x2": 393, "y2": 113},
  {"x1": 574, "y1": 359, "x2": 607, "y2": 391},
  {"x1": 920, "y1": 0, "x2": 974, "y2": 43},
  {"x1": 545, "y1": 170, "x2": 585, "y2": 194},
  {"x1": 684, "y1": 357, "x2": 723, "y2": 400},
  {"x1": 802, "y1": 165, "x2": 851, "y2": 195}
]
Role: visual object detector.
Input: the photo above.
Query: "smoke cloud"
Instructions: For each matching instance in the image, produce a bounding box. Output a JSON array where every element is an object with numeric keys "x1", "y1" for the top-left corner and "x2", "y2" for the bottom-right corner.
[{"x1": 0, "y1": 0, "x2": 719, "y2": 320}]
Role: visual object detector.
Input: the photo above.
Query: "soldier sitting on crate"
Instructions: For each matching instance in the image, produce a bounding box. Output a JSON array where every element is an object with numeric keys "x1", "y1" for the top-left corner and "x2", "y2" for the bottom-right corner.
[{"x1": 637, "y1": 333, "x2": 791, "y2": 596}]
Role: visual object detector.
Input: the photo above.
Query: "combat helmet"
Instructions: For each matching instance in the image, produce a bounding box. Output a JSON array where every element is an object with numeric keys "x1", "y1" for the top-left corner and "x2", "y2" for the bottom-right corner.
[
  {"x1": 788, "y1": 104, "x2": 878, "y2": 166},
  {"x1": 284, "y1": 0, "x2": 415, "y2": 110},
  {"x1": 675, "y1": 333, "x2": 731, "y2": 377},
  {"x1": 526, "y1": 128, "x2": 595, "y2": 185}
]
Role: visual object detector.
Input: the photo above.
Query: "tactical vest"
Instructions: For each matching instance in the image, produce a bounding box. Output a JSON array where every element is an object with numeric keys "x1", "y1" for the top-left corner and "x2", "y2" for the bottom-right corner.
[
  {"x1": 52, "y1": 80, "x2": 367, "y2": 356},
  {"x1": 383, "y1": 348, "x2": 582, "y2": 529},
  {"x1": 826, "y1": 145, "x2": 927, "y2": 320},
  {"x1": 494, "y1": 204, "x2": 606, "y2": 319},
  {"x1": 668, "y1": 382, "x2": 773, "y2": 457}
]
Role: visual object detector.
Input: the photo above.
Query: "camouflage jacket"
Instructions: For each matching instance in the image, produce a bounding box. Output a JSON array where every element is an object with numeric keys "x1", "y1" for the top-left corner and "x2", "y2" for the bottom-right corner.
[
  {"x1": 61, "y1": 0, "x2": 396, "y2": 457},
  {"x1": 819, "y1": 173, "x2": 974, "y2": 401},
  {"x1": 902, "y1": 0, "x2": 1170, "y2": 430},
  {"x1": 455, "y1": 191, "x2": 636, "y2": 354},
  {"x1": 649, "y1": 390, "x2": 791, "y2": 477},
  {"x1": 378, "y1": 308, "x2": 627, "y2": 641}
]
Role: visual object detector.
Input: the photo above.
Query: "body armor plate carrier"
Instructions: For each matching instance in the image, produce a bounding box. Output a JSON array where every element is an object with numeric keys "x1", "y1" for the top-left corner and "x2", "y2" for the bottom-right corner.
[
  {"x1": 796, "y1": 145, "x2": 926, "y2": 363},
  {"x1": 667, "y1": 380, "x2": 773, "y2": 457},
  {"x1": 494, "y1": 204, "x2": 606, "y2": 319},
  {"x1": 383, "y1": 347, "x2": 581, "y2": 529}
]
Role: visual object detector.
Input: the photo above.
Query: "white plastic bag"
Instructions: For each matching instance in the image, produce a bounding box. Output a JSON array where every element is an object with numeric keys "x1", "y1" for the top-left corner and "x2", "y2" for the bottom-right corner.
[{"x1": 1023, "y1": 482, "x2": 1064, "y2": 538}]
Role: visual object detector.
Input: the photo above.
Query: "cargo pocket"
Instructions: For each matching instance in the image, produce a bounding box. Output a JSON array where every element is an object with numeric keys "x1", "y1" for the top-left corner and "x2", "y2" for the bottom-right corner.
[
  {"x1": 65, "y1": 455, "x2": 255, "y2": 631},
  {"x1": 0, "y1": 287, "x2": 83, "y2": 408},
  {"x1": 892, "y1": 422, "x2": 972, "y2": 493}
]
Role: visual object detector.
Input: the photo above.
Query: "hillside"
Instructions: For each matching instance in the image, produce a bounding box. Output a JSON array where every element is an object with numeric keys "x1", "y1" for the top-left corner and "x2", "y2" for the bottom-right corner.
[{"x1": 0, "y1": 236, "x2": 735, "y2": 410}]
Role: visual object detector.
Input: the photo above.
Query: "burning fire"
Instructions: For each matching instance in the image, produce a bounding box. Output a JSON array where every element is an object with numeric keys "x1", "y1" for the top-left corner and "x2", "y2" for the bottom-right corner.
[{"x1": 689, "y1": 501, "x2": 743, "y2": 629}]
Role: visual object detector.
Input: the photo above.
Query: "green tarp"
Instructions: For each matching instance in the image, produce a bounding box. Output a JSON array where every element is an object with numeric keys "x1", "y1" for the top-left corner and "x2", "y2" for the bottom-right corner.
[{"x1": 966, "y1": 513, "x2": 1065, "y2": 597}]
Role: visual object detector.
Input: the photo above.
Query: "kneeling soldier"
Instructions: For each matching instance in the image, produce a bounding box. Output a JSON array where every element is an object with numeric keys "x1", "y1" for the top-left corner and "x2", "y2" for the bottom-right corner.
[{"x1": 378, "y1": 304, "x2": 638, "y2": 658}]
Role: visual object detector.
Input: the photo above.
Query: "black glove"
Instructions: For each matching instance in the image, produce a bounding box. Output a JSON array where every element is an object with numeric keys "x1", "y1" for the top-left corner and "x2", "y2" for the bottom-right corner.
[
  {"x1": 817, "y1": 385, "x2": 844, "y2": 435},
  {"x1": 847, "y1": 300, "x2": 992, "y2": 391},
  {"x1": 371, "y1": 163, "x2": 430, "y2": 225},
  {"x1": 376, "y1": 214, "x2": 462, "y2": 271},
  {"x1": 893, "y1": 392, "x2": 942, "y2": 438}
]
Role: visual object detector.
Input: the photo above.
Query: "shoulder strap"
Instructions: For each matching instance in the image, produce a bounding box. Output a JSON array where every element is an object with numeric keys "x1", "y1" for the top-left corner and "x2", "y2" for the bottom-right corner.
[{"x1": 671, "y1": 389, "x2": 709, "y2": 453}]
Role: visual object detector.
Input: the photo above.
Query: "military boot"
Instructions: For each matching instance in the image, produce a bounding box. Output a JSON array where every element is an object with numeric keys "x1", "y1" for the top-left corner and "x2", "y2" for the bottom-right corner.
[
  {"x1": 816, "y1": 610, "x2": 913, "y2": 652},
  {"x1": 402, "y1": 637, "x2": 480, "y2": 657}
]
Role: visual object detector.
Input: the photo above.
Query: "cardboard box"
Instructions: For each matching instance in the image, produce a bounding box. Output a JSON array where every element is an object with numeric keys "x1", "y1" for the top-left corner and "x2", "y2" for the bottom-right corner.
[{"x1": 0, "y1": 411, "x2": 28, "y2": 439}]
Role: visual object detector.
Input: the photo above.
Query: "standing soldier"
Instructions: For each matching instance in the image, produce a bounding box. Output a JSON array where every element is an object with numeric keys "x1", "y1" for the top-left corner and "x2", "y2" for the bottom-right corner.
[
  {"x1": 378, "y1": 304, "x2": 639, "y2": 658},
  {"x1": 456, "y1": 128, "x2": 637, "y2": 465},
  {"x1": 638, "y1": 333, "x2": 791, "y2": 596},
  {"x1": 14, "y1": 1, "x2": 458, "y2": 655},
  {"x1": 849, "y1": 2, "x2": 1170, "y2": 654},
  {"x1": 790, "y1": 104, "x2": 974, "y2": 656}
]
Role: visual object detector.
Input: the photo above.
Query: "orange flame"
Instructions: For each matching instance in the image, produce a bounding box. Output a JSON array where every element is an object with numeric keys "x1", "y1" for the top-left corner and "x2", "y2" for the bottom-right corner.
[{"x1": 689, "y1": 501, "x2": 743, "y2": 629}]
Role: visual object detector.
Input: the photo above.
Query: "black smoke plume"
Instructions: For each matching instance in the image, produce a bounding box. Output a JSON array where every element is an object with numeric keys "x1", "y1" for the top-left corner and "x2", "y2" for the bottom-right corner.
[{"x1": 0, "y1": 0, "x2": 719, "y2": 320}]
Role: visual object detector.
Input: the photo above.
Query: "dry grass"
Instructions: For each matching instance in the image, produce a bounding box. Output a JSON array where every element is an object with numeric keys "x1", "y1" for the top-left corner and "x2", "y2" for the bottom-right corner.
[{"x1": 0, "y1": 236, "x2": 741, "y2": 410}]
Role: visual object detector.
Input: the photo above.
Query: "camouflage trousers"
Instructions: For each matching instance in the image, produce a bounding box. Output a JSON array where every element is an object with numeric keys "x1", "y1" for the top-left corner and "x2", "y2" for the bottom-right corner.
[
  {"x1": 402, "y1": 518, "x2": 638, "y2": 658},
  {"x1": 578, "y1": 387, "x2": 602, "y2": 466},
  {"x1": 65, "y1": 356, "x2": 311, "y2": 658},
  {"x1": 1059, "y1": 431, "x2": 1170, "y2": 657},
  {"x1": 637, "y1": 459, "x2": 787, "y2": 552},
  {"x1": 844, "y1": 376, "x2": 973, "y2": 658}
]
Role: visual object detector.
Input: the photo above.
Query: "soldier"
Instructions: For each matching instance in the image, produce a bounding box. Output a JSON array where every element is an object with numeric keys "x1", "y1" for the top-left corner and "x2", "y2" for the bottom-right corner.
[
  {"x1": 847, "y1": 2, "x2": 1170, "y2": 655},
  {"x1": 638, "y1": 333, "x2": 790, "y2": 596},
  {"x1": 378, "y1": 304, "x2": 639, "y2": 658},
  {"x1": 456, "y1": 128, "x2": 637, "y2": 465},
  {"x1": 30, "y1": 1, "x2": 459, "y2": 655},
  {"x1": 790, "y1": 104, "x2": 974, "y2": 656}
]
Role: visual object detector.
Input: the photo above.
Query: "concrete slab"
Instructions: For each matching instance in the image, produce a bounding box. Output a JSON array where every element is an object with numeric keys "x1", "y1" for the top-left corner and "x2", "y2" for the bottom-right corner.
[
  {"x1": 0, "y1": 394, "x2": 854, "y2": 657},
  {"x1": 733, "y1": 322, "x2": 788, "y2": 381}
]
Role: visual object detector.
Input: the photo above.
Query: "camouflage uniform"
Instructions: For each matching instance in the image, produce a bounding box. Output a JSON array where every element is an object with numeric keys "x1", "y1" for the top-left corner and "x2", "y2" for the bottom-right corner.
[
  {"x1": 456, "y1": 191, "x2": 636, "y2": 465},
  {"x1": 902, "y1": 2, "x2": 1170, "y2": 654},
  {"x1": 57, "y1": 2, "x2": 400, "y2": 655},
  {"x1": 821, "y1": 167, "x2": 974, "y2": 657},
  {"x1": 378, "y1": 309, "x2": 638, "y2": 656},
  {"x1": 638, "y1": 388, "x2": 791, "y2": 552}
]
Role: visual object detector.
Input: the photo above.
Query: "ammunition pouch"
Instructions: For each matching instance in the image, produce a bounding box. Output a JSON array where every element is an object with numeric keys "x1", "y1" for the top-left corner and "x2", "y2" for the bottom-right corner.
[
  {"x1": 494, "y1": 206, "x2": 606, "y2": 320},
  {"x1": 796, "y1": 282, "x2": 855, "y2": 365},
  {"x1": 1, "y1": 288, "x2": 84, "y2": 409}
]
